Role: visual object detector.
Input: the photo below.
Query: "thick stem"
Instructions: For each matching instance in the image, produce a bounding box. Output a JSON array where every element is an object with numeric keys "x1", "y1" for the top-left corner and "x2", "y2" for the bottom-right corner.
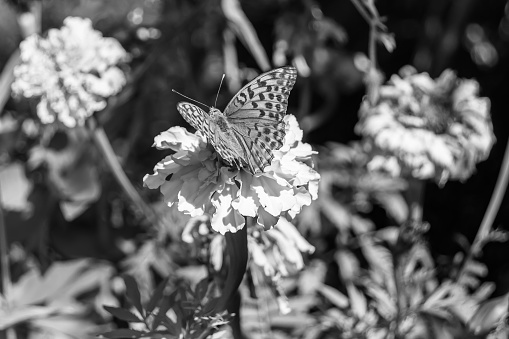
[
  {"x1": 87, "y1": 118, "x2": 160, "y2": 228},
  {"x1": 457, "y1": 136, "x2": 509, "y2": 280},
  {"x1": 203, "y1": 220, "x2": 249, "y2": 322}
]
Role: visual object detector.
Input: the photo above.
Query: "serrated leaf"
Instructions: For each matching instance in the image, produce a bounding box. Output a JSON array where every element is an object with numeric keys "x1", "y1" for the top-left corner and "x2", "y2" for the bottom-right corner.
[
  {"x1": 101, "y1": 329, "x2": 146, "y2": 339},
  {"x1": 123, "y1": 275, "x2": 144, "y2": 318},
  {"x1": 103, "y1": 306, "x2": 143, "y2": 323},
  {"x1": 146, "y1": 278, "x2": 169, "y2": 315}
]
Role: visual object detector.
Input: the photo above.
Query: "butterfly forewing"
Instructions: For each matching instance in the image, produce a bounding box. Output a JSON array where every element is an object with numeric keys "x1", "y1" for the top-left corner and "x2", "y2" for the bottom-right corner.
[
  {"x1": 224, "y1": 66, "x2": 297, "y2": 120},
  {"x1": 224, "y1": 67, "x2": 297, "y2": 173},
  {"x1": 176, "y1": 102, "x2": 214, "y2": 142}
]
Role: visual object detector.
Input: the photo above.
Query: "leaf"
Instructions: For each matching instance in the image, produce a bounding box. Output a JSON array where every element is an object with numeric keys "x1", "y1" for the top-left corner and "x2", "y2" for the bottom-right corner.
[
  {"x1": 151, "y1": 291, "x2": 176, "y2": 331},
  {"x1": 103, "y1": 306, "x2": 143, "y2": 323},
  {"x1": 373, "y1": 192, "x2": 408, "y2": 224},
  {"x1": 221, "y1": 0, "x2": 270, "y2": 71},
  {"x1": 0, "y1": 163, "x2": 32, "y2": 212},
  {"x1": 146, "y1": 278, "x2": 169, "y2": 315},
  {"x1": 101, "y1": 329, "x2": 146, "y2": 339},
  {"x1": 317, "y1": 284, "x2": 349, "y2": 309},
  {"x1": 123, "y1": 275, "x2": 144, "y2": 318},
  {"x1": 10, "y1": 259, "x2": 91, "y2": 307},
  {"x1": 194, "y1": 277, "x2": 210, "y2": 301},
  {"x1": 346, "y1": 283, "x2": 367, "y2": 318},
  {"x1": 469, "y1": 294, "x2": 509, "y2": 334}
]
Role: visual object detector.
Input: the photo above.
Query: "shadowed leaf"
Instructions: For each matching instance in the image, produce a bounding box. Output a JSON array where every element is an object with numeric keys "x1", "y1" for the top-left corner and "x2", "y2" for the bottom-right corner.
[
  {"x1": 103, "y1": 306, "x2": 142, "y2": 323},
  {"x1": 123, "y1": 275, "x2": 144, "y2": 318}
]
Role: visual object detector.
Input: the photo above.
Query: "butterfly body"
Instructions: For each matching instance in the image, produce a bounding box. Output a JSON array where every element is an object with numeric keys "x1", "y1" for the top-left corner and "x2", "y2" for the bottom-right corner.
[{"x1": 176, "y1": 66, "x2": 297, "y2": 174}]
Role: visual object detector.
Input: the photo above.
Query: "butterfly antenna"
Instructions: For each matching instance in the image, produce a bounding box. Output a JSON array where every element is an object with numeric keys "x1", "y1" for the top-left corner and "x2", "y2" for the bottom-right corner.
[
  {"x1": 214, "y1": 74, "x2": 226, "y2": 108},
  {"x1": 172, "y1": 89, "x2": 210, "y2": 109}
]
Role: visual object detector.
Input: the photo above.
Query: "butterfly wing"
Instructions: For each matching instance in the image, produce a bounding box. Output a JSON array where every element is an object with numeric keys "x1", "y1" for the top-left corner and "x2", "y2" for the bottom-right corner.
[
  {"x1": 176, "y1": 102, "x2": 214, "y2": 142},
  {"x1": 223, "y1": 66, "x2": 297, "y2": 172}
]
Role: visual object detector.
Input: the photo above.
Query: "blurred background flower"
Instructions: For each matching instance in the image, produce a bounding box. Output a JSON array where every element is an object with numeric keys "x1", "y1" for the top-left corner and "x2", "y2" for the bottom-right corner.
[
  {"x1": 11, "y1": 17, "x2": 128, "y2": 128},
  {"x1": 357, "y1": 67, "x2": 495, "y2": 184}
]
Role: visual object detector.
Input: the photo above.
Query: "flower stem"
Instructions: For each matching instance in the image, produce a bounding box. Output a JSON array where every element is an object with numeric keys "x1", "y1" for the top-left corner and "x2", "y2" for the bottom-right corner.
[
  {"x1": 457, "y1": 137, "x2": 509, "y2": 280},
  {"x1": 349, "y1": 0, "x2": 380, "y2": 103},
  {"x1": 407, "y1": 179, "x2": 425, "y2": 223},
  {"x1": 0, "y1": 184, "x2": 17, "y2": 339},
  {"x1": 87, "y1": 117, "x2": 160, "y2": 228}
]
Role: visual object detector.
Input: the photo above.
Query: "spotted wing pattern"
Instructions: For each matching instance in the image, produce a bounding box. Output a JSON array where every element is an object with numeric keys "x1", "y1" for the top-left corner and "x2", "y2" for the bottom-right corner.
[
  {"x1": 175, "y1": 66, "x2": 297, "y2": 174},
  {"x1": 176, "y1": 102, "x2": 214, "y2": 142},
  {"x1": 224, "y1": 66, "x2": 297, "y2": 172}
]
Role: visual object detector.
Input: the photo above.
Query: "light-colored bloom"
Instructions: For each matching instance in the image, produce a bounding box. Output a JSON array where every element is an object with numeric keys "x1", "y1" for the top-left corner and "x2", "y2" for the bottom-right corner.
[
  {"x1": 356, "y1": 66, "x2": 495, "y2": 184},
  {"x1": 144, "y1": 114, "x2": 320, "y2": 234},
  {"x1": 12, "y1": 17, "x2": 128, "y2": 128}
]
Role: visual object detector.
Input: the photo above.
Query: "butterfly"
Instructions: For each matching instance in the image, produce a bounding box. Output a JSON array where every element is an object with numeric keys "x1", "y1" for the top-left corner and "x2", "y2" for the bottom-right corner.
[{"x1": 175, "y1": 66, "x2": 297, "y2": 174}]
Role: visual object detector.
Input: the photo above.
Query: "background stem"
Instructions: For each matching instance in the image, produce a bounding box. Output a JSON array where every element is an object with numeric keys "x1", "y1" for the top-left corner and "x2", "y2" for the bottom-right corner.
[
  {"x1": 457, "y1": 136, "x2": 509, "y2": 280},
  {"x1": 87, "y1": 118, "x2": 160, "y2": 228}
]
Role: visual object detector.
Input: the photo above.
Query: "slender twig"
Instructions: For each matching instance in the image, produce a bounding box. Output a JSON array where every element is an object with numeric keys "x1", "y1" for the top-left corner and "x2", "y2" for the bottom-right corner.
[
  {"x1": 87, "y1": 117, "x2": 160, "y2": 228},
  {"x1": 349, "y1": 0, "x2": 380, "y2": 103},
  {"x1": 456, "y1": 137, "x2": 509, "y2": 281}
]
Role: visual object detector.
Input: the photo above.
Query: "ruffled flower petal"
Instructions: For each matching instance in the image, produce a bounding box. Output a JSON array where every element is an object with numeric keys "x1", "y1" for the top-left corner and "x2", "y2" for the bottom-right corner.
[{"x1": 144, "y1": 115, "x2": 320, "y2": 233}]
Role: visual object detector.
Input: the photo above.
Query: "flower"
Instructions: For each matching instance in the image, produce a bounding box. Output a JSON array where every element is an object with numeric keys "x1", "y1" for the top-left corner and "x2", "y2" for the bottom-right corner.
[
  {"x1": 143, "y1": 114, "x2": 320, "y2": 234},
  {"x1": 12, "y1": 17, "x2": 128, "y2": 128},
  {"x1": 356, "y1": 66, "x2": 495, "y2": 184}
]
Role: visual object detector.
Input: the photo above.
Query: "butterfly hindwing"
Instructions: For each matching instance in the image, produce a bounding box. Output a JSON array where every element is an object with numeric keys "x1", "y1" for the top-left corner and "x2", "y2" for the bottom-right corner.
[{"x1": 229, "y1": 120, "x2": 286, "y2": 173}]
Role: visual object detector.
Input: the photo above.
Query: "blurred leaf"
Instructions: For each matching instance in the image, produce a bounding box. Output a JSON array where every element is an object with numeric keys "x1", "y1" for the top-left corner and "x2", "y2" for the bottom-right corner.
[
  {"x1": 0, "y1": 162, "x2": 32, "y2": 212},
  {"x1": 123, "y1": 275, "x2": 144, "y2": 318},
  {"x1": 379, "y1": 32, "x2": 396, "y2": 52},
  {"x1": 9, "y1": 259, "x2": 91, "y2": 306},
  {"x1": 0, "y1": 305, "x2": 56, "y2": 330},
  {"x1": 346, "y1": 283, "x2": 367, "y2": 318},
  {"x1": 317, "y1": 283, "x2": 349, "y2": 309},
  {"x1": 103, "y1": 306, "x2": 143, "y2": 323},
  {"x1": 373, "y1": 192, "x2": 408, "y2": 223},
  {"x1": 0, "y1": 49, "x2": 20, "y2": 112},
  {"x1": 146, "y1": 278, "x2": 169, "y2": 315},
  {"x1": 30, "y1": 314, "x2": 100, "y2": 339},
  {"x1": 151, "y1": 291, "x2": 177, "y2": 331},
  {"x1": 101, "y1": 329, "x2": 146, "y2": 339},
  {"x1": 470, "y1": 294, "x2": 509, "y2": 334},
  {"x1": 221, "y1": 0, "x2": 270, "y2": 71},
  {"x1": 194, "y1": 277, "x2": 210, "y2": 301}
]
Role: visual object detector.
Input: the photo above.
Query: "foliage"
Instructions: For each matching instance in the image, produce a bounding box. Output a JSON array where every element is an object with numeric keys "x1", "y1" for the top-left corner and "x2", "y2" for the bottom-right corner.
[{"x1": 0, "y1": 0, "x2": 508, "y2": 339}]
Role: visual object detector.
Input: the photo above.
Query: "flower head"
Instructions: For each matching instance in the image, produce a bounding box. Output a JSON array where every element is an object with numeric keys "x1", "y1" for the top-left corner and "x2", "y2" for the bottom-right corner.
[
  {"x1": 356, "y1": 67, "x2": 495, "y2": 183},
  {"x1": 144, "y1": 115, "x2": 320, "y2": 234},
  {"x1": 12, "y1": 17, "x2": 128, "y2": 128}
]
